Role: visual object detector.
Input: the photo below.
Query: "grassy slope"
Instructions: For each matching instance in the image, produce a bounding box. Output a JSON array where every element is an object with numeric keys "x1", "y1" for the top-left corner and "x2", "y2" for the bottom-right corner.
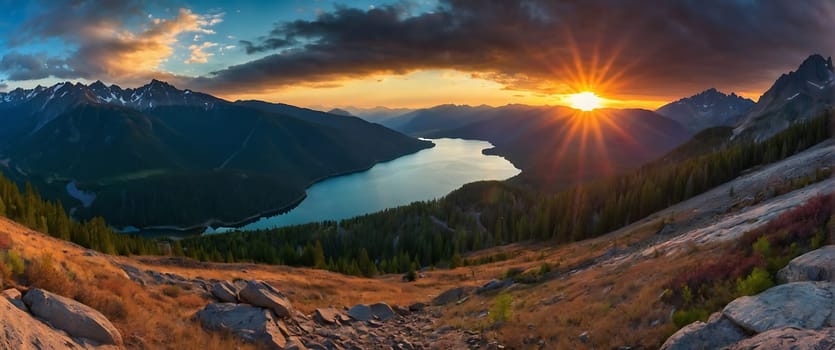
[{"x1": 1, "y1": 140, "x2": 831, "y2": 349}]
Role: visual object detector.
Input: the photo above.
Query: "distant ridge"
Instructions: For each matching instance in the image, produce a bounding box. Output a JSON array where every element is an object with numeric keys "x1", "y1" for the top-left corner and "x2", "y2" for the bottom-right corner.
[
  {"x1": 656, "y1": 88, "x2": 754, "y2": 133},
  {"x1": 0, "y1": 80, "x2": 432, "y2": 228}
]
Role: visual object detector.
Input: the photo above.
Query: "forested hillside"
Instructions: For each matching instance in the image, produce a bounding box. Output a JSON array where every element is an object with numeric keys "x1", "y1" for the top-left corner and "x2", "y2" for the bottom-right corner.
[{"x1": 177, "y1": 111, "x2": 832, "y2": 275}]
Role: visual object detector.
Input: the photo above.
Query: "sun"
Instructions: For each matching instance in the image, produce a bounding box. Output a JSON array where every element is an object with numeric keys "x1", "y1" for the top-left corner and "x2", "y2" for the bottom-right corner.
[{"x1": 567, "y1": 91, "x2": 603, "y2": 111}]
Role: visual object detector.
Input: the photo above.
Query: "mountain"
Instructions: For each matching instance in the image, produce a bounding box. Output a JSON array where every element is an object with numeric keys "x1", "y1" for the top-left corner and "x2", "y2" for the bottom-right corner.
[
  {"x1": 327, "y1": 108, "x2": 353, "y2": 116},
  {"x1": 341, "y1": 106, "x2": 416, "y2": 124},
  {"x1": 0, "y1": 81, "x2": 432, "y2": 228},
  {"x1": 379, "y1": 104, "x2": 498, "y2": 136},
  {"x1": 734, "y1": 54, "x2": 835, "y2": 140},
  {"x1": 656, "y1": 88, "x2": 754, "y2": 133},
  {"x1": 424, "y1": 105, "x2": 692, "y2": 190}
]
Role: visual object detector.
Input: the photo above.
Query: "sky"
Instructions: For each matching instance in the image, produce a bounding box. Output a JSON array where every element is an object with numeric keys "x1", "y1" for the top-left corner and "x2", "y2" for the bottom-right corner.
[{"x1": 0, "y1": 0, "x2": 833, "y2": 109}]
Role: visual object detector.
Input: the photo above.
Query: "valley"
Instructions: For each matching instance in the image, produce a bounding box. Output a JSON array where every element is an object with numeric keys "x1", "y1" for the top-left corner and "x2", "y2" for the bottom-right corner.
[{"x1": 0, "y1": 2, "x2": 833, "y2": 349}]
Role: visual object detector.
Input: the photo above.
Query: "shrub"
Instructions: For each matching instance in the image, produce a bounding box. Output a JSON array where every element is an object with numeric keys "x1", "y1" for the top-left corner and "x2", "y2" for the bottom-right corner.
[
  {"x1": 538, "y1": 262, "x2": 552, "y2": 275},
  {"x1": 403, "y1": 269, "x2": 417, "y2": 282},
  {"x1": 4, "y1": 250, "x2": 24, "y2": 276},
  {"x1": 672, "y1": 308, "x2": 709, "y2": 329},
  {"x1": 25, "y1": 254, "x2": 74, "y2": 297},
  {"x1": 736, "y1": 267, "x2": 773, "y2": 296},
  {"x1": 162, "y1": 285, "x2": 182, "y2": 298},
  {"x1": 491, "y1": 292, "x2": 512, "y2": 323}
]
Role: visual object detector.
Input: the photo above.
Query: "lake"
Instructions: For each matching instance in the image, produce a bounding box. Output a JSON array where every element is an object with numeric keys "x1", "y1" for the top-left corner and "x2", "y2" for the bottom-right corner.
[{"x1": 205, "y1": 138, "x2": 519, "y2": 233}]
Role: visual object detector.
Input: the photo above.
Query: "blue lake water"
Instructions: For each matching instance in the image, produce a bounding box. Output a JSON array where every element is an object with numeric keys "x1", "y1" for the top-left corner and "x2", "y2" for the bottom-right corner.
[{"x1": 206, "y1": 138, "x2": 519, "y2": 233}]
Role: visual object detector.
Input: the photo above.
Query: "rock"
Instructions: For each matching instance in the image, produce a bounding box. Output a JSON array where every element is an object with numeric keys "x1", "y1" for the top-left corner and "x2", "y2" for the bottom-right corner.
[
  {"x1": 777, "y1": 246, "x2": 835, "y2": 283},
  {"x1": 238, "y1": 280, "x2": 294, "y2": 318},
  {"x1": 722, "y1": 281, "x2": 834, "y2": 333},
  {"x1": 393, "y1": 305, "x2": 411, "y2": 316},
  {"x1": 369, "y1": 302, "x2": 396, "y2": 321},
  {"x1": 660, "y1": 313, "x2": 747, "y2": 350},
  {"x1": 408, "y1": 302, "x2": 425, "y2": 312},
  {"x1": 725, "y1": 327, "x2": 835, "y2": 350},
  {"x1": 195, "y1": 303, "x2": 287, "y2": 349},
  {"x1": 432, "y1": 287, "x2": 470, "y2": 306},
  {"x1": 578, "y1": 331, "x2": 590, "y2": 344},
  {"x1": 0, "y1": 297, "x2": 101, "y2": 350},
  {"x1": 314, "y1": 307, "x2": 344, "y2": 325},
  {"x1": 348, "y1": 304, "x2": 373, "y2": 321},
  {"x1": 1, "y1": 288, "x2": 21, "y2": 300},
  {"x1": 284, "y1": 337, "x2": 308, "y2": 350},
  {"x1": 1, "y1": 288, "x2": 27, "y2": 312},
  {"x1": 22, "y1": 288, "x2": 123, "y2": 346},
  {"x1": 211, "y1": 280, "x2": 238, "y2": 303},
  {"x1": 476, "y1": 279, "x2": 513, "y2": 294}
]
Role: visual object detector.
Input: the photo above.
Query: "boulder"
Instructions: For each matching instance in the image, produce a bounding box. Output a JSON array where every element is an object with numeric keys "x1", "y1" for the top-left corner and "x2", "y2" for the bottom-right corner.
[
  {"x1": 313, "y1": 307, "x2": 344, "y2": 325},
  {"x1": 369, "y1": 302, "x2": 396, "y2": 321},
  {"x1": 22, "y1": 288, "x2": 123, "y2": 346},
  {"x1": 238, "y1": 280, "x2": 294, "y2": 318},
  {"x1": 660, "y1": 313, "x2": 747, "y2": 350},
  {"x1": 211, "y1": 281, "x2": 239, "y2": 303},
  {"x1": 722, "y1": 281, "x2": 834, "y2": 333},
  {"x1": 408, "y1": 302, "x2": 426, "y2": 312},
  {"x1": 347, "y1": 304, "x2": 373, "y2": 322},
  {"x1": 0, "y1": 297, "x2": 103, "y2": 350},
  {"x1": 725, "y1": 327, "x2": 835, "y2": 350},
  {"x1": 476, "y1": 279, "x2": 513, "y2": 294},
  {"x1": 432, "y1": 287, "x2": 471, "y2": 306},
  {"x1": 284, "y1": 337, "x2": 308, "y2": 350},
  {"x1": 195, "y1": 303, "x2": 287, "y2": 349},
  {"x1": 777, "y1": 246, "x2": 835, "y2": 283},
  {"x1": 1, "y1": 288, "x2": 26, "y2": 312}
]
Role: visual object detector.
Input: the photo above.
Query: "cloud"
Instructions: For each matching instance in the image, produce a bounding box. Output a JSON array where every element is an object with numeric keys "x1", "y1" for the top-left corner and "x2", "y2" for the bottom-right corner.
[
  {"x1": 0, "y1": 83, "x2": 7, "y2": 91},
  {"x1": 195, "y1": 0, "x2": 835, "y2": 100},
  {"x1": 1, "y1": 1, "x2": 222, "y2": 84},
  {"x1": 0, "y1": 52, "x2": 77, "y2": 80},
  {"x1": 185, "y1": 42, "x2": 218, "y2": 64}
]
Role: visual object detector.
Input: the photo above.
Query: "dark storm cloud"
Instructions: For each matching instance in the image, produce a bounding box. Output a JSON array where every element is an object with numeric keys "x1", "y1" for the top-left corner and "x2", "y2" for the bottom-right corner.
[
  {"x1": 196, "y1": 0, "x2": 835, "y2": 99},
  {"x1": 0, "y1": 52, "x2": 78, "y2": 80}
]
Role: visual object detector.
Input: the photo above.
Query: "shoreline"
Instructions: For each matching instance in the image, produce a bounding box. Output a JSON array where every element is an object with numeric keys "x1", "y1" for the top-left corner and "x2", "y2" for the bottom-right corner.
[{"x1": 119, "y1": 139, "x2": 436, "y2": 234}]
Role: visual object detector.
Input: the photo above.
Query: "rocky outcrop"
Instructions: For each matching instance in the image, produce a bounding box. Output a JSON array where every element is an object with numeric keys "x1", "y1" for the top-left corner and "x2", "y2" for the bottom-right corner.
[
  {"x1": 476, "y1": 279, "x2": 513, "y2": 294},
  {"x1": 777, "y1": 245, "x2": 835, "y2": 283},
  {"x1": 195, "y1": 303, "x2": 287, "y2": 349},
  {"x1": 23, "y1": 288, "x2": 123, "y2": 346},
  {"x1": 211, "y1": 280, "x2": 239, "y2": 303},
  {"x1": 198, "y1": 279, "x2": 493, "y2": 349},
  {"x1": 0, "y1": 296, "x2": 117, "y2": 350},
  {"x1": 664, "y1": 246, "x2": 835, "y2": 349},
  {"x1": 725, "y1": 327, "x2": 835, "y2": 350},
  {"x1": 432, "y1": 287, "x2": 472, "y2": 306},
  {"x1": 313, "y1": 307, "x2": 345, "y2": 325},
  {"x1": 660, "y1": 312, "x2": 747, "y2": 350},
  {"x1": 239, "y1": 280, "x2": 294, "y2": 318},
  {"x1": 722, "y1": 281, "x2": 834, "y2": 333},
  {"x1": 1, "y1": 288, "x2": 27, "y2": 312}
]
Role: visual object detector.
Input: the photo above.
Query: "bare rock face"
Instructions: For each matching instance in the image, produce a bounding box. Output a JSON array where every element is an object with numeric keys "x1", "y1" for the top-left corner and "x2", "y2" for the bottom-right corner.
[
  {"x1": 239, "y1": 280, "x2": 294, "y2": 318},
  {"x1": 211, "y1": 280, "x2": 239, "y2": 303},
  {"x1": 369, "y1": 302, "x2": 396, "y2": 322},
  {"x1": 432, "y1": 287, "x2": 472, "y2": 306},
  {"x1": 22, "y1": 288, "x2": 123, "y2": 346},
  {"x1": 195, "y1": 303, "x2": 287, "y2": 349},
  {"x1": 660, "y1": 312, "x2": 747, "y2": 350},
  {"x1": 777, "y1": 246, "x2": 835, "y2": 283},
  {"x1": 0, "y1": 296, "x2": 123, "y2": 350},
  {"x1": 1, "y1": 288, "x2": 27, "y2": 312},
  {"x1": 347, "y1": 304, "x2": 373, "y2": 322},
  {"x1": 725, "y1": 327, "x2": 835, "y2": 350},
  {"x1": 313, "y1": 307, "x2": 341, "y2": 325},
  {"x1": 722, "y1": 282, "x2": 834, "y2": 333}
]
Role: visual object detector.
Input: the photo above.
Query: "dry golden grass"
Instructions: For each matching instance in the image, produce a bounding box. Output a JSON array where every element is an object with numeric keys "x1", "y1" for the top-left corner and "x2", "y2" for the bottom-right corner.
[{"x1": 0, "y1": 207, "x2": 732, "y2": 349}]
